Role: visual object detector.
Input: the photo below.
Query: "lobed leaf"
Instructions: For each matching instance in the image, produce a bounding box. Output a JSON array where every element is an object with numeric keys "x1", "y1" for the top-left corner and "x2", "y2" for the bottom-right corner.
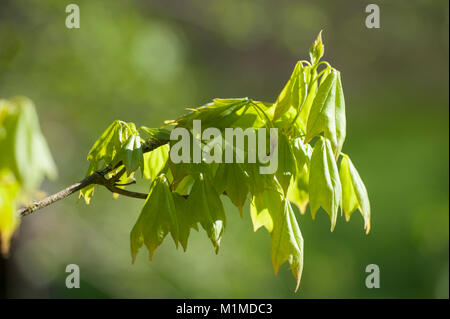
[
  {"x1": 187, "y1": 173, "x2": 226, "y2": 253},
  {"x1": 309, "y1": 137, "x2": 342, "y2": 231},
  {"x1": 273, "y1": 62, "x2": 308, "y2": 121},
  {"x1": 305, "y1": 69, "x2": 346, "y2": 158},
  {"x1": 339, "y1": 154, "x2": 371, "y2": 234},
  {"x1": 130, "y1": 175, "x2": 179, "y2": 262}
]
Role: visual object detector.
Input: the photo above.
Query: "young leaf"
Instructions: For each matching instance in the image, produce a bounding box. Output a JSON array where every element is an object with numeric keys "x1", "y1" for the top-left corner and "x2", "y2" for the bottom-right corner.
[
  {"x1": 309, "y1": 137, "x2": 342, "y2": 231},
  {"x1": 339, "y1": 154, "x2": 371, "y2": 234},
  {"x1": 111, "y1": 134, "x2": 144, "y2": 175},
  {"x1": 188, "y1": 173, "x2": 226, "y2": 253},
  {"x1": 172, "y1": 193, "x2": 199, "y2": 251},
  {"x1": 174, "y1": 98, "x2": 250, "y2": 130},
  {"x1": 275, "y1": 132, "x2": 297, "y2": 195},
  {"x1": 214, "y1": 163, "x2": 250, "y2": 216},
  {"x1": 249, "y1": 179, "x2": 281, "y2": 232},
  {"x1": 140, "y1": 126, "x2": 171, "y2": 142},
  {"x1": 143, "y1": 144, "x2": 169, "y2": 180},
  {"x1": 0, "y1": 97, "x2": 57, "y2": 191},
  {"x1": 87, "y1": 120, "x2": 139, "y2": 169},
  {"x1": 130, "y1": 175, "x2": 179, "y2": 262},
  {"x1": 273, "y1": 62, "x2": 307, "y2": 121},
  {"x1": 270, "y1": 197, "x2": 304, "y2": 292},
  {"x1": 291, "y1": 137, "x2": 312, "y2": 172},
  {"x1": 79, "y1": 162, "x2": 97, "y2": 204},
  {"x1": 305, "y1": 69, "x2": 346, "y2": 157},
  {"x1": 288, "y1": 163, "x2": 310, "y2": 214},
  {"x1": 309, "y1": 30, "x2": 324, "y2": 65},
  {"x1": 0, "y1": 176, "x2": 20, "y2": 255}
]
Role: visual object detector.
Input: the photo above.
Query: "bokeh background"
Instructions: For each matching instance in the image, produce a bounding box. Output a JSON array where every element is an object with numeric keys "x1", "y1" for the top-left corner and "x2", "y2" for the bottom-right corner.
[{"x1": 0, "y1": 0, "x2": 448, "y2": 298}]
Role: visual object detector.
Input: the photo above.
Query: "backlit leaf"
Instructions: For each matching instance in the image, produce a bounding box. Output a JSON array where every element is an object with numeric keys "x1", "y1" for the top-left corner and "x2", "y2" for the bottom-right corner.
[
  {"x1": 130, "y1": 175, "x2": 179, "y2": 262},
  {"x1": 309, "y1": 137, "x2": 341, "y2": 231},
  {"x1": 339, "y1": 154, "x2": 371, "y2": 234},
  {"x1": 305, "y1": 70, "x2": 346, "y2": 157},
  {"x1": 187, "y1": 173, "x2": 226, "y2": 253}
]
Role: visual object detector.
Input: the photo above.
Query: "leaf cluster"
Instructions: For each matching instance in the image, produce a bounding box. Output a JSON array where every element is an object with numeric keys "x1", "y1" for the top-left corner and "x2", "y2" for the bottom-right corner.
[{"x1": 80, "y1": 33, "x2": 371, "y2": 290}]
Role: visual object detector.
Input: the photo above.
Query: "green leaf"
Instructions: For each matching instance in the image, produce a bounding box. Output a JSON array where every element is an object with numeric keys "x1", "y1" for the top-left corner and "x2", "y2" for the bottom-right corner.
[
  {"x1": 172, "y1": 193, "x2": 199, "y2": 251},
  {"x1": 249, "y1": 178, "x2": 282, "y2": 232},
  {"x1": 130, "y1": 175, "x2": 179, "y2": 262},
  {"x1": 271, "y1": 198, "x2": 304, "y2": 292},
  {"x1": 0, "y1": 97, "x2": 57, "y2": 191},
  {"x1": 174, "y1": 98, "x2": 250, "y2": 130},
  {"x1": 291, "y1": 137, "x2": 312, "y2": 172},
  {"x1": 309, "y1": 137, "x2": 342, "y2": 231},
  {"x1": 288, "y1": 163, "x2": 310, "y2": 214},
  {"x1": 273, "y1": 62, "x2": 307, "y2": 121},
  {"x1": 187, "y1": 173, "x2": 226, "y2": 253},
  {"x1": 339, "y1": 154, "x2": 371, "y2": 234},
  {"x1": 215, "y1": 163, "x2": 250, "y2": 215},
  {"x1": 0, "y1": 173, "x2": 20, "y2": 255},
  {"x1": 143, "y1": 144, "x2": 169, "y2": 180},
  {"x1": 275, "y1": 132, "x2": 297, "y2": 195},
  {"x1": 305, "y1": 69, "x2": 346, "y2": 157},
  {"x1": 309, "y1": 30, "x2": 324, "y2": 65},
  {"x1": 87, "y1": 120, "x2": 138, "y2": 168},
  {"x1": 112, "y1": 134, "x2": 144, "y2": 175},
  {"x1": 299, "y1": 68, "x2": 318, "y2": 130},
  {"x1": 140, "y1": 126, "x2": 171, "y2": 142},
  {"x1": 79, "y1": 162, "x2": 97, "y2": 204}
]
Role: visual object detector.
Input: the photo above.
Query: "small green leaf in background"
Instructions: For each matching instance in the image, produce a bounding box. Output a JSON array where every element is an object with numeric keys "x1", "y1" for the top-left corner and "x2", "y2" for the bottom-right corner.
[
  {"x1": 0, "y1": 97, "x2": 57, "y2": 255},
  {"x1": 309, "y1": 137, "x2": 342, "y2": 231},
  {"x1": 130, "y1": 175, "x2": 179, "y2": 262},
  {"x1": 0, "y1": 174, "x2": 20, "y2": 255},
  {"x1": 0, "y1": 97, "x2": 57, "y2": 191},
  {"x1": 339, "y1": 154, "x2": 371, "y2": 234}
]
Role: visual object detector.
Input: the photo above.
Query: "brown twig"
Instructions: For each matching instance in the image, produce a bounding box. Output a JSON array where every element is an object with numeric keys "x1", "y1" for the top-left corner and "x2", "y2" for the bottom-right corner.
[{"x1": 17, "y1": 139, "x2": 168, "y2": 217}]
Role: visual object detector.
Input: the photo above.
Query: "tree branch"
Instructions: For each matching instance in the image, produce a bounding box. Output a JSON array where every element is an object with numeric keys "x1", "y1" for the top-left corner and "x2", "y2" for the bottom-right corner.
[{"x1": 17, "y1": 139, "x2": 168, "y2": 217}]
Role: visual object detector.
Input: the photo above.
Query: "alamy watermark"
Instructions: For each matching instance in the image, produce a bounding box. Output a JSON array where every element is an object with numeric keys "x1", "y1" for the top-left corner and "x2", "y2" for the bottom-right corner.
[
  {"x1": 365, "y1": 4, "x2": 380, "y2": 29},
  {"x1": 365, "y1": 264, "x2": 380, "y2": 288},
  {"x1": 170, "y1": 120, "x2": 279, "y2": 174},
  {"x1": 65, "y1": 264, "x2": 80, "y2": 288}
]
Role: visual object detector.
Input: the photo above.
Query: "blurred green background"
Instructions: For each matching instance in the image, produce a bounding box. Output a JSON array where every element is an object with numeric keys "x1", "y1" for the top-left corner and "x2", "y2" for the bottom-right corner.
[{"x1": 0, "y1": 0, "x2": 448, "y2": 298}]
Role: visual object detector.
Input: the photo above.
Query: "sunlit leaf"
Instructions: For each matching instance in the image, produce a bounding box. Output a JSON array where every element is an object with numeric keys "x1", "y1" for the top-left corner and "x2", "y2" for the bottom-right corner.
[
  {"x1": 275, "y1": 132, "x2": 297, "y2": 195},
  {"x1": 288, "y1": 163, "x2": 310, "y2": 214},
  {"x1": 173, "y1": 193, "x2": 199, "y2": 251},
  {"x1": 143, "y1": 144, "x2": 170, "y2": 180},
  {"x1": 273, "y1": 62, "x2": 307, "y2": 121},
  {"x1": 309, "y1": 137, "x2": 341, "y2": 231},
  {"x1": 187, "y1": 173, "x2": 226, "y2": 253},
  {"x1": 305, "y1": 69, "x2": 346, "y2": 157},
  {"x1": 271, "y1": 197, "x2": 304, "y2": 292},
  {"x1": 0, "y1": 173, "x2": 19, "y2": 255},
  {"x1": 130, "y1": 175, "x2": 179, "y2": 262},
  {"x1": 309, "y1": 30, "x2": 324, "y2": 65},
  {"x1": 215, "y1": 163, "x2": 250, "y2": 215},
  {"x1": 339, "y1": 154, "x2": 371, "y2": 234}
]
